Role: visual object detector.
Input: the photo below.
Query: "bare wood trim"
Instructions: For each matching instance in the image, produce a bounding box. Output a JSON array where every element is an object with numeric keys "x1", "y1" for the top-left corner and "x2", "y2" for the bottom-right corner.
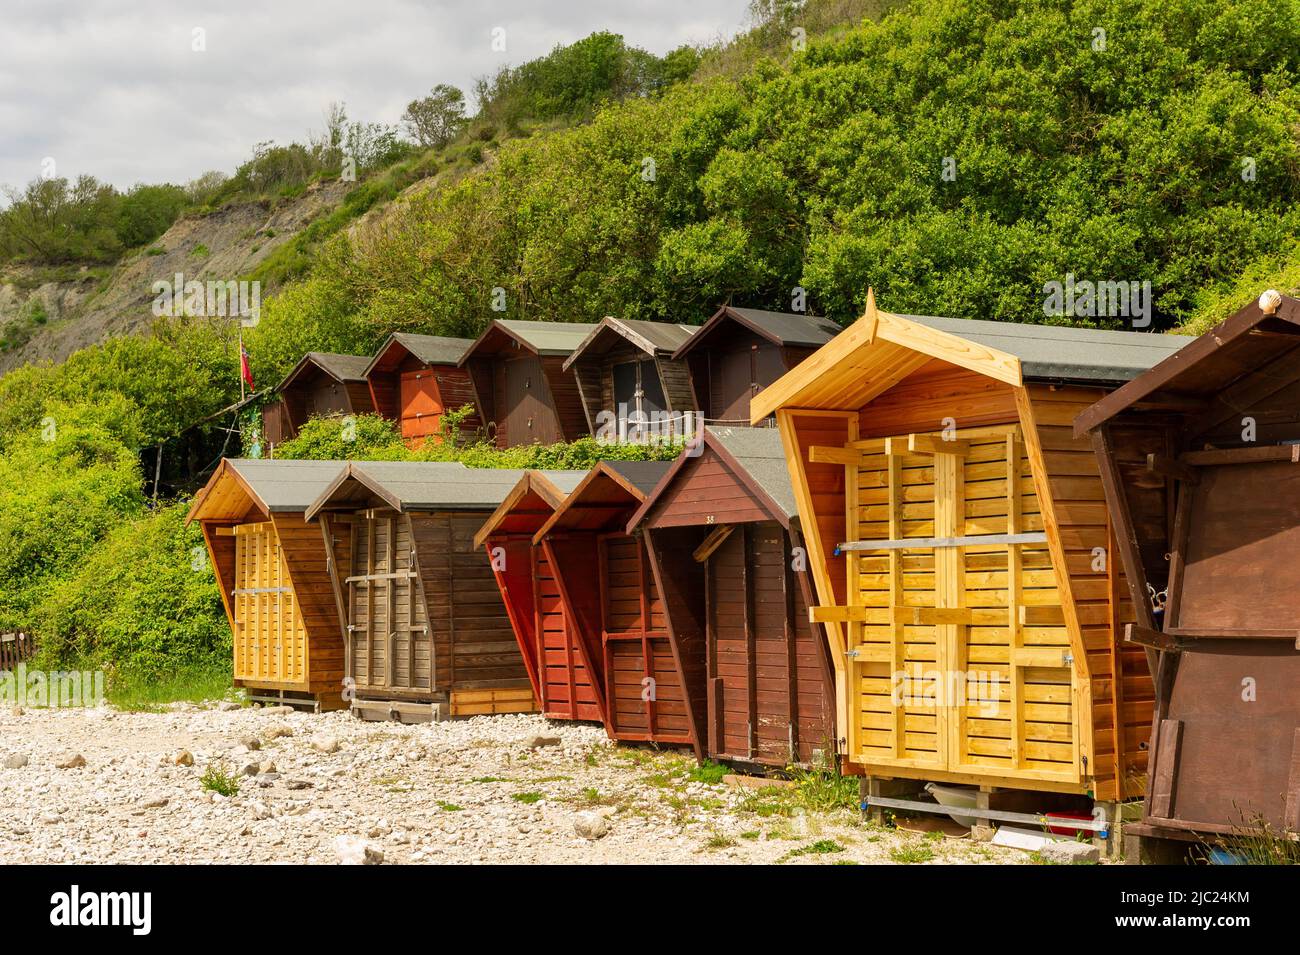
[
  {"x1": 1180, "y1": 444, "x2": 1300, "y2": 467},
  {"x1": 692, "y1": 524, "x2": 735, "y2": 563},
  {"x1": 1149, "y1": 719, "x2": 1183, "y2": 819},
  {"x1": 839, "y1": 531, "x2": 1046, "y2": 552}
]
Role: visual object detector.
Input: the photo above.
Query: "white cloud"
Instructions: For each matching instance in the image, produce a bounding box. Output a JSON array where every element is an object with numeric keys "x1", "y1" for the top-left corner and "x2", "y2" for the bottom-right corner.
[{"x1": 0, "y1": 0, "x2": 750, "y2": 192}]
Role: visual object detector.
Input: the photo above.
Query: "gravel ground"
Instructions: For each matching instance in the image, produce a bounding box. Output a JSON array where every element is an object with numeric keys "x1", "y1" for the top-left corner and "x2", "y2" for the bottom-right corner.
[{"x1": 0, "y1": 703, "x2": 1031, "y2": 865}]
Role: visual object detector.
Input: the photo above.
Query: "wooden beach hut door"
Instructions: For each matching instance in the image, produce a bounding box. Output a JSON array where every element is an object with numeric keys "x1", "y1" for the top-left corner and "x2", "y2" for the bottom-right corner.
[
  {"x1": 704, "y1": 521, "x2": 819, "y2": 764},
  {"x1": 598, "y1": 533, "x2": 691, "y2": 744},
  {"x1": 844, "y1": 426, "x2": 1079, "y2": 783},
  {"x1": 346, "y1": 511, "x2": 429, "y2": 696},
  {"x1": 399, "y1": 369, "x2": 443, "y2": 445},
  {"x1": 232, "y1": 522, "x2": 306, "y2": 685},
  {"x1": 1147, "y1": 457, "x2": 1300, "y2": 830}
]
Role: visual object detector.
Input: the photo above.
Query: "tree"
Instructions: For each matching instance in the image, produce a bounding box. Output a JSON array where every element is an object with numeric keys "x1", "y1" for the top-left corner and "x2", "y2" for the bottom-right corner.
[{"x1": 401, "y1": 84, "x2": 467, "y2": 148}]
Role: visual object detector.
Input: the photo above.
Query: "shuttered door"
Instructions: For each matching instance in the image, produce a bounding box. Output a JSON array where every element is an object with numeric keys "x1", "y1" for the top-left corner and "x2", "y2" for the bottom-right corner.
[
  {"x1": 847, "y1": 426, "x2": 1079, "y2": 783},
  {"x1": 346, "y1": 512, "x2": 429, "y2": 696},
  {"x1": 232, "y1": 522, "x2": 306, "y2": 685}
]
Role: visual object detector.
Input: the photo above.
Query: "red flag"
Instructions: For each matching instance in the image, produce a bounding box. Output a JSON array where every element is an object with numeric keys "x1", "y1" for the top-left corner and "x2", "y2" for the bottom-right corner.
[{"x1": 240, "y1": 342, "x2": 254, "y2": 391}]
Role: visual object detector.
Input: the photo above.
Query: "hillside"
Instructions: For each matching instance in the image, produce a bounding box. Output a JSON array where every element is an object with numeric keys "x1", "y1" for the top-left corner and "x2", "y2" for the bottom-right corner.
[{"x1": 0, "y1": 180, "x2": 353, "y2": 372}]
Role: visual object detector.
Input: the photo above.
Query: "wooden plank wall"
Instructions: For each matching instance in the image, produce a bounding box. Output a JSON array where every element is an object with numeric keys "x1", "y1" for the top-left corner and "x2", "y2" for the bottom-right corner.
[
  {"x1": 658, "y1": 357, "x2": 695, "y2": 417},
  {"x1": 644, "y1": 453, "x2": 770, "y2": 527},
  {"x1": 271, "y1": 515, "x2": 348, "y2": 702},
  {"x1": 413, "y1": 513, "x2": 534, "y2": 697},
  {"x1": 347, "y1": 513, "x2": 428, "y2": 698},
  {"x1": 486, "y1": 538, "x2": 542, "y2": 700},
  {"x1": 1026, "y1": 385, "x2": 1153, "y2": 800},
  {"x1": 643, "y1": 525, "x2": 709, "y2": 759},
  {"x1": 542, "y1": 355, "x2": 589, "y2": 442},
  {"x1": 600, "y1": 534, "x2": 694, "y2": 745},
  {"x1": 534, "y1": 544, "x2": 602, "y2": 720},
  {"x1": 707, "y1": 521, "x2": 831, "y2": 765}
]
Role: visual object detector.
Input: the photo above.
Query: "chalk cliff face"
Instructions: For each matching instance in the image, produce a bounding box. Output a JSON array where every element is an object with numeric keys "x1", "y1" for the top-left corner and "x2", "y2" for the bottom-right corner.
[{"x1": 0, "y1": 178, "x2": 353, "y2": 373}]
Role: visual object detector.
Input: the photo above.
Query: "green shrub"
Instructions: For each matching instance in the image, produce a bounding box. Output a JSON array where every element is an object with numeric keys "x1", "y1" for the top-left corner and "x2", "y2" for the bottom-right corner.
[
  {"x1": 32, "y1": 502, "x2": 229, "y2": 680},
  {"x1": 0, "y1": 404, "x2": 145, "y2": 629},
  {"x1": 273, "y1": 412, "x2": 684, "y2": 468}
]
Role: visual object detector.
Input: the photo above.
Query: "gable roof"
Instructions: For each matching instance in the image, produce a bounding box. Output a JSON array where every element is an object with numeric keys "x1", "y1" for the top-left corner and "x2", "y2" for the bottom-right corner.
[
  {"x1": 672, "y1": 305, "x2": 841, "y2": 360},
  {"x1": 532, "y1": 460, "x2": 674, "y2": 540},
  {"x1": 363, "y1": 332, "x2": 474, "y2": 378},
  {"x1": 1075, "y1": 292, "x2": 1300, "y2": 436},
  {"x1": 273, "y1": 351, "x2": 372, "y2": 395},
  {"x1": 458, "y1": 319, "x2": 599, "y2": 363},
  {"x1": 304, "y1": 461, "x2": 526, "y2": 520},
  {"x1": 472, "y1": 469, "x2": 590, "y2": 548},
  {"x1": 186, "y1": 458, "x2": 348, "y2": 523},
  {"x1": 562, "y1": 317, "x2": 697, "y2": 370},
  {"x1": 899, "y1": 314, "x2": 1190, "y2": 384},
  {"x1": 626, "y1": 427, "x2": 797, "y2": 531},
  {"x1": 749, "y1": 292, "x2": 1191, "y2": 421}
]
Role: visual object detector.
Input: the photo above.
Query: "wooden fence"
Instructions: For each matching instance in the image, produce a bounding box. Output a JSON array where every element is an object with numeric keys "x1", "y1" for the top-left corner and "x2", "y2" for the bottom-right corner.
[{"x1": 0, "y1": 632, "x2": 34, "y2": 671}]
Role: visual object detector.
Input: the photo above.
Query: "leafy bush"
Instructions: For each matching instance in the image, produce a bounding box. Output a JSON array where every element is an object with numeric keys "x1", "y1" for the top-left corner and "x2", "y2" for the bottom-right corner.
[
  {"x1": 273, "y1": 412, "x2": 684, "y2": 468},
  {"x1": 32, "y1": 502, "x2": 229, "y2": 680},
  {"x1": 258, "y1": 0, "x2": 1300, "y2": 338},
  {"x1": 0, "y1": 405, "x2": 145, "y2": 629}
]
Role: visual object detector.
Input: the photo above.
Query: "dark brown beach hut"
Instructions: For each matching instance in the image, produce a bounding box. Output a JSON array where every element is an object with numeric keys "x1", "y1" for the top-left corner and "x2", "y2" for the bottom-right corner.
[
  {"x1": 472, "y1": 469, "x2": 600, "y2": 722},
  {"x1": 628, "y1": 427, "x2": 836, "y2": 769},
  {"x1": 532, "y1": 460, "x2": 702, "y2": 752},
  {"x1": 672, "y1": 306, "x2": 841, "y2": 426},
  {"x1": 363, "y1": 333, "x2": 479, "y2": 448},
  {"x1": 1076, "y1": 290, "x2": 1300, "y2": 844},
  {"x1": 457, "y1": 319, "x2": 596, "y2": 448},
  {"x1": 261, "y1": 352, "x2": 375, "y2": 447},
  {"x1": 304, "y1": 461, "x2": 536, "y2": 722},
  {"x1": 562, "y1": 317, "x2": 698, "y2": 440}
]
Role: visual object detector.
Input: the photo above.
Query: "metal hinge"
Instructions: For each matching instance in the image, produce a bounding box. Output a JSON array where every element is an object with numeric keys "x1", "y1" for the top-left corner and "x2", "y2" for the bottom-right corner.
[
  {"x1": 1063, "y1": 652, "x2": 1074, "y2": 666},
  {"x1": 845, "y1": 648, "x2": 860, "y2": 659}
]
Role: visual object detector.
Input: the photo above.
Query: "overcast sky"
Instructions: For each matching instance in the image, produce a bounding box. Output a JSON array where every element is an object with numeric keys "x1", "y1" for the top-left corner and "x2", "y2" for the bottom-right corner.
[{"x1": 0, "y1": 0, "x2": 751, "y2": 194}]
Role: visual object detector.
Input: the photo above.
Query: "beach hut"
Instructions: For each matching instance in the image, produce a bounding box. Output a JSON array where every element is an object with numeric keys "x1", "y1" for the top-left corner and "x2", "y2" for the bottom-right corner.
[
  {"x1": 1076, "y1": 291, "x2": 1300, "y2": 846},
  {"x1": 749, "y1": 293, "x2": 1187, "y2": 811},
  {"x1": 472, "y1": 469, "x2": 599, "y2": 722},
  {"x1": 457, "y1": 319, "x2": 597, "y2": 447},
  {"x1": 532, "y1": 460, "x2": 700, "y2": 752},
  {"x1": 672, "y1": 306, "x2": 840, "y2": 426},
  {"x1": 362, "y1": 332, "x2": 479, "y2": 448},
  {"x1": 186, "y1": 458, "x2": 350, "y2": 709},
  {"x1": 304, "y1": 461, "x2": 536, "y2": 722},
  {"x1": 628, "y1": 427, "x2": 836, "y2": 769},
  {"x1": 261, "y1": 352, "x2": 375, "y2": 446},
  {"x1": 562, "y1": 317, "x2": 698, "y2": 441}
]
